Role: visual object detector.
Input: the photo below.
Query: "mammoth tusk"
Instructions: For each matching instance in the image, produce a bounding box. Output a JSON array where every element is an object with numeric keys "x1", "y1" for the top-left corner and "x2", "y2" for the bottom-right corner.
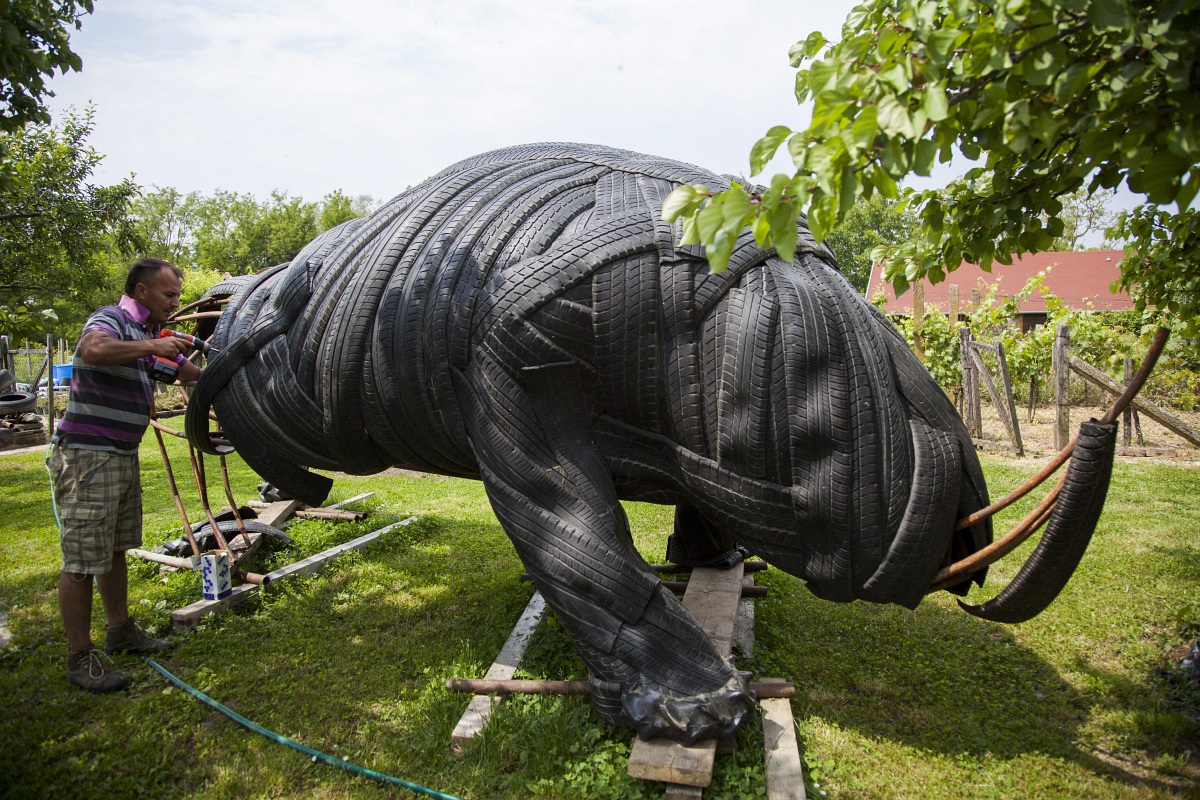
[{"x1": 957, "y1": 418, "x2": 1118, "y2": 623}]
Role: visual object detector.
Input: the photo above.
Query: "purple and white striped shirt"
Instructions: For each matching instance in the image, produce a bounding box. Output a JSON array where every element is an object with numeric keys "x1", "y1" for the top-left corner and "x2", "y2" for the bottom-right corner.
[{"x1": 52, "y1": 296, "x2": 159, "y2": 453}]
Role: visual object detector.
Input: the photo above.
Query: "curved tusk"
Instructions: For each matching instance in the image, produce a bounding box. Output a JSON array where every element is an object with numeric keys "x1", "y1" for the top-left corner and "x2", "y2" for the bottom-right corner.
[{"x1": 957, "y1": 418, "x2": 1118, "y2": 623}]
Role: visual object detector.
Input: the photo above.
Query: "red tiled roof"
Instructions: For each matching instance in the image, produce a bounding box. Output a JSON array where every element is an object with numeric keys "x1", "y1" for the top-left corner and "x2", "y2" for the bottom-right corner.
[{"x1": 866, "y1": 250, "x2": 1135, "y2": 314}]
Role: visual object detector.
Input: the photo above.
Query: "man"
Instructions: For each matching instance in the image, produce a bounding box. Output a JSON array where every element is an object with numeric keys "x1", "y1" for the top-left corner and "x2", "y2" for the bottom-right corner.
[{"x1": 47, "y1": 258, "x2": 202, "y2": 692}]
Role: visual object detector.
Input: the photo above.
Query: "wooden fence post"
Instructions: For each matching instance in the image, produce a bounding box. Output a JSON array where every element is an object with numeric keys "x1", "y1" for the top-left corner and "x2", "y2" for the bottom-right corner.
[
  {"x1": 1053, "y1": 324, "x2": 1070, "y2": 450},
  {"x1": 1123, "y1": 356, "x2": 1133, "y2": 448},
  {"x1": 959, "y1": 327, "x2": 981, "y2": 437},
  {"x1": 995, "y1": 341, "x2": 1024, "y2": 456},
  {"x1": 912, "y1": 282, "x2": 925, "y2": 363},
  {"x1": 46, "y1": 334, "x2": 55, "y2": 438},
  {"x1": 948, "y1": 285, "x2": 960, "y2": 333}
]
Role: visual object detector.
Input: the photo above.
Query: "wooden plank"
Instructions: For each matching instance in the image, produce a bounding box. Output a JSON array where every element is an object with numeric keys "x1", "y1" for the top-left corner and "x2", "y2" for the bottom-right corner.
[
  {"x1": 994, "y1": 342, "x2": 1024, "y2": 456},
  {"x1": 255, "y1": 499, "x2": 302, "y2": 528},
  {"x1": 762, "y1": 697, "x2": 806, "y2": 800},
  {"x1": 1069, "y1": 356, "x2": 1200, "y2": 448},
  {"x1": 262, "y1": 516, "x2": 418, "y2": 583},
  {"x1": 171, "y1": 584, "x2": 258, "y2": 631},
  {"x1": 170, "y1": 516, "x2": 417, "y2": 631},
  {"x1": 969, "y1": 345, "x2": 1021, "y2": 453},
  {"x1": 734, "y1": 573, "x2": 756, "y2": 658},
  {"x1": 451, "y1": 591, "x2": 547, "y2": 755},
  {"x1": 628, "y1": 562, "x2": 745, "y2": 787}
]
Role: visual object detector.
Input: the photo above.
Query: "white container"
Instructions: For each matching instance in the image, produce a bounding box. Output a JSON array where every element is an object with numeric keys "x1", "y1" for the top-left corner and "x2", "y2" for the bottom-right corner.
[{"x1": 200, "y1": 551, "x2": 232, "y2": 600}]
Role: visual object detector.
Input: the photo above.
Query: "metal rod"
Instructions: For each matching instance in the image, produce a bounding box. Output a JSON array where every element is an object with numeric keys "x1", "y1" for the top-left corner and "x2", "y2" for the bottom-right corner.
[
  {"x1": 151, "y1": 424, "x2": 200, "y2": 555},
  {"x1": 444, "y1": 678, "x2": 795, "y2": 698},
  {"x1": 187, "y1": 444, "x2": 231, "y2": 553},
  {"x1": 218, "y1": 453, "x2": 254, "y2": 553},
  {"x1": 929, "y1": 476, "x2": 1063, "y2": 591},
  {"x1": 168, "y1": 311, "x2": 224, "y2": 322},
  {"x1": 518, "y1": 562, "x2": 767, "y2": 583},
  {"x1": 129, "y1": 548, "x2": 200, "y2": 570},
  {"x1": 660, "y1": 580, "x2": 768, "y2": 597}
]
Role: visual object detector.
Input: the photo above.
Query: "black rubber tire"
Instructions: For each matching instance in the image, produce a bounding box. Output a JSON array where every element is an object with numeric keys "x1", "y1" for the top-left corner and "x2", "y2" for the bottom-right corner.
[{"x1": 0, "y1": 390, "x2": 37, "y2": 415}]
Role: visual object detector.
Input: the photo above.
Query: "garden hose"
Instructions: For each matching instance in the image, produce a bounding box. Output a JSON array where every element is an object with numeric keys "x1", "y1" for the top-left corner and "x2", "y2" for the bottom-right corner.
[{"x1": 147, "y1": 660, "x2": 463, "y2": 800}]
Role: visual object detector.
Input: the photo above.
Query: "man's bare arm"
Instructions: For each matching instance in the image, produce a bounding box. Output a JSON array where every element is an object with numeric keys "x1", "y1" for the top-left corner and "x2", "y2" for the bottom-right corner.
[{"x1": 78, "y1": 330, "x2": 191, "y2": 367}]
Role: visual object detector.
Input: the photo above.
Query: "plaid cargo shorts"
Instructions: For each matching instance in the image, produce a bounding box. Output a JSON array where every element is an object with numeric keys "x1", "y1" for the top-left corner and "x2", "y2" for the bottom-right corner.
[{"x1": 47, "y1": 444, "x2": 143, "y2": 575}]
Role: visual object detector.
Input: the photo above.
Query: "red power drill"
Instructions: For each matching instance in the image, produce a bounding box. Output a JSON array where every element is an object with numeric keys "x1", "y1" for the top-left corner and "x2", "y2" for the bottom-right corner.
[{"x1": 147, "y1": 329, "x2": 215, "y2": 383}]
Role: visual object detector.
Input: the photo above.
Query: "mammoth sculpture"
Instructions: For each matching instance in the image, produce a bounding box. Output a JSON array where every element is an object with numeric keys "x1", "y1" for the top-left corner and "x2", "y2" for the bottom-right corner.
[{"x1": 185, "y1": 143, "x2": 1127, "y2": 743}]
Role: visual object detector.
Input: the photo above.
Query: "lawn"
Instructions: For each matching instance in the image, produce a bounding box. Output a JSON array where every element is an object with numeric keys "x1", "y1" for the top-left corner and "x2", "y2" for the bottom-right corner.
[{"x1": 0, "y1": 437, "x2": 1197, "y2": 799}]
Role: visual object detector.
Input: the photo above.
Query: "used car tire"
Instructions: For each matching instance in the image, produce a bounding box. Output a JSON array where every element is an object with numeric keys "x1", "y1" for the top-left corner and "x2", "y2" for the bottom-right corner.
[{"x1": 0, "y1": 390, "x2": 37, "y2": 416}]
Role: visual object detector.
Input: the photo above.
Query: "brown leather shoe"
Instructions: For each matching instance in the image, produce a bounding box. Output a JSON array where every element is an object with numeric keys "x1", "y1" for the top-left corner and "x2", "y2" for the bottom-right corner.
[
  {"x1": 104, "y1": 619, "x2": 171, "y2": 655},
  {"x1": 67, "y1": 648, "x2": 129, "y2": 693}
]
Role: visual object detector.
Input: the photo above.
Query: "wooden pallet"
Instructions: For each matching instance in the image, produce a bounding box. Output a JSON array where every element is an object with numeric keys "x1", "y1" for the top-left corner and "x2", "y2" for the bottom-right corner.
[{"x1": 449, "y1": 562, "x2": 806, "y2": 798}]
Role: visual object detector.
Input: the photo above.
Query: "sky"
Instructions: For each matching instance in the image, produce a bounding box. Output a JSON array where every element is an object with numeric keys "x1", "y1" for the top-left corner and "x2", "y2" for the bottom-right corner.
[{"x1": 45, "y1": 0, "x2": 871, "y2": 206}]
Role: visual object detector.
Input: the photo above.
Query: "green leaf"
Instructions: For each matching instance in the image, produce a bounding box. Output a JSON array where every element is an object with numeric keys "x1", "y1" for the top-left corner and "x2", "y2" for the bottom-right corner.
[
  {"x1": 927, "y1": 28, "x2": 962, "y2": 61},
  {"x1": 913, "y1": 139, "x2": 938, "y2": 176},
  {"x1": 922, "y1": 83, "x2": 950, "y2": 122},
  {"x1": 750, "y1": 127, "x2": 792, "y2": 176},
  {"x1": 851, "y1": 106, "x2": 880, "y2": 149},
  {"x1": 661, "y1": 184, "x2": 708, "y2": 222},
  {"x1": 1090, "y1": 0, "x2": 1129, "y2": 30},
  {"x1": 877, "y1": 95, "x2": 915, "y2": 138}
]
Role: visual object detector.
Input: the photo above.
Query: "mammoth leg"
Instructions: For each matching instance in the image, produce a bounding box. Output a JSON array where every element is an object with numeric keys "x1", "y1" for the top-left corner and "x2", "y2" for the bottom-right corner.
[
  {"x1": 457, "y1": 356, "x2": 753, "y2": 743},
  {"x1": 666, "y1": 505, "x2": 749, "y2": 569}
]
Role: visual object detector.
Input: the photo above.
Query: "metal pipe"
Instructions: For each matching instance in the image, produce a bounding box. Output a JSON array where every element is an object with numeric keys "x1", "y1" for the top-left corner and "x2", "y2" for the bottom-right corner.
[
  {"x1": 444, "y1": 678, "x2": 795, "y2": 698},
  {"x1": 129, "y1": 548, "x2": 200, "y2": 570},
  {"x1": 151, "y1": 424, "x2": 199, "y2": 555}
]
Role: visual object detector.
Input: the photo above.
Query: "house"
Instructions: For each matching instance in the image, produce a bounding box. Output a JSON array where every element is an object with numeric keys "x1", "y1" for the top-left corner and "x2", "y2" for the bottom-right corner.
[{"x1": 865, "y1": 250, "x2": 1135, "y2": 332}]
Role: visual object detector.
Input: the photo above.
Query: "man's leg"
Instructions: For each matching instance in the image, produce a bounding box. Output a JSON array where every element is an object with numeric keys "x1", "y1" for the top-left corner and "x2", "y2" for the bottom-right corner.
[
  {"x1": 58, "y1": 571, "x2": 94, "y2": 652},
  {"x1": 94, "y1": 551, "x2": 129, "y2": 627}
]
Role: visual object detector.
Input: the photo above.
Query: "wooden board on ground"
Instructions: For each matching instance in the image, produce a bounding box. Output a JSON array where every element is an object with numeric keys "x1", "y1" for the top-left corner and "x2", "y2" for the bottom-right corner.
[
  {"x1": 734, "y1": 572, "x2": 756, "y2": 658},
  {"x1": 762, "y1": 697, "x2": 806, "y2": 800},
  {"x1": 451, "y1": 591, "x2": 547, "y2": 755},
  {"x1": 627, "y1": 562, "x2": 746, "y2": 788},
  {"x1": 255, "y1": 499, "x2": 302, "y2": 528}
]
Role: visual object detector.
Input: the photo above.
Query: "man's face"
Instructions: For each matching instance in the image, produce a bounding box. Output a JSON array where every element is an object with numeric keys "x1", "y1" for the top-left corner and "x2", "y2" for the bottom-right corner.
[{"x1": 136, "y1": 267, "x2": 183, "y2": 327}]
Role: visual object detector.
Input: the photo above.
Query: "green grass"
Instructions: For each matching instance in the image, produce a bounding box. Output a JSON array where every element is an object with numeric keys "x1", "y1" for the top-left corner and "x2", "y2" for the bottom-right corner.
[{"x1": 1, "y1": 440, "x2": 1197, "y2": 798}]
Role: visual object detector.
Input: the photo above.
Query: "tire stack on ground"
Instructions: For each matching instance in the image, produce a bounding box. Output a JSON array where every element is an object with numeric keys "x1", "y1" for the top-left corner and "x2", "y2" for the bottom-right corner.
[{"x1": 0, "y1": 369, "x2": 45, "y2": 449}]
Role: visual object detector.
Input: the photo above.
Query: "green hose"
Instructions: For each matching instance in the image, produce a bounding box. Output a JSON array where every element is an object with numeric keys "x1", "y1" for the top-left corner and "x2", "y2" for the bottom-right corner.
[{"x1": 148, "y1": 660, "x2": 464, "y2": 800}]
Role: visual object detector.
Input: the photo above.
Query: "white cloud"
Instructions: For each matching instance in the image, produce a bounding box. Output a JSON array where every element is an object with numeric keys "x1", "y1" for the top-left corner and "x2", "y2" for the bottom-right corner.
[{"x1": 48, "y1": 0, "x2": 859, "y2": 202}]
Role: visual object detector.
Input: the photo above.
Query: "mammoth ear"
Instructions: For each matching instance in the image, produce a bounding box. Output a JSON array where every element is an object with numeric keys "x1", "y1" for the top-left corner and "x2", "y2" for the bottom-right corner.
[{"x1": 959, "y1": 419, "x2": 1118, "y2": 624}]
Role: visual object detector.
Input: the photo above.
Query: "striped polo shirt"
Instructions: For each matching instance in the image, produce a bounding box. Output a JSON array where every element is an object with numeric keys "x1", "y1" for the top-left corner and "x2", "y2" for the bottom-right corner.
[{"x1": 52, "y1": 297, "x2": 159, "y2": 453}]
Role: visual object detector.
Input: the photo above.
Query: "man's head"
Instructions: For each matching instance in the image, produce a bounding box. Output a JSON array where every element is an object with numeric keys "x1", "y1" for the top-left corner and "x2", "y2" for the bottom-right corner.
[{"x1": 125, "y1": 258, "x2": 184, "y2": 327}]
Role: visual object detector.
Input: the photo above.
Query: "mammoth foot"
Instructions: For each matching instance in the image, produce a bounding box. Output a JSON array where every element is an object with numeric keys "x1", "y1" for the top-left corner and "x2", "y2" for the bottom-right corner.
[
  {"x1": 622, "y1": 668, "x2": 754, "y2": 743},
  {"x1": 582, "y1": 589, "x2": 758, "y2": 743}
]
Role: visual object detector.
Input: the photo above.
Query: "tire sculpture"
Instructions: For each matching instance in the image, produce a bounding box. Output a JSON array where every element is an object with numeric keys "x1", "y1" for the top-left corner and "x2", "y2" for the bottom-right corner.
[{"x1": 187, "y1": 143, "x2": 1000, "y2": 743}]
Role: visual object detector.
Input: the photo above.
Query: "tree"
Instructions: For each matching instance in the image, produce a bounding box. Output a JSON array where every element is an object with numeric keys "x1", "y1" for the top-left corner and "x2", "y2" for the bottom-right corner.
[
  {"x1": 1049, "y1": 187, "x2": 1117, "y2": 251},
  {"x1": 823, "y1": 192, "x2": 916, "y2": 292},
  {"x1": 317, "y1": 189, "x2": 375, "y2": 233},
  {"x1": 666, "y1": 0, "x2": 1200, "y2": 337},
  {"x1": 0, "y1": 1, "x2": 94, "y2": 186},
  {"x1": 0, "y1": 108, "x2": 139, "y2": 338}
]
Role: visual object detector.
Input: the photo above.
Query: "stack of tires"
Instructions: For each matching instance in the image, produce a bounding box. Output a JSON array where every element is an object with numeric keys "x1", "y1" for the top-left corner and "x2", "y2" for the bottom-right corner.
[{"x1": 0, "y1": 368, "x2": 42, "y2": 446}]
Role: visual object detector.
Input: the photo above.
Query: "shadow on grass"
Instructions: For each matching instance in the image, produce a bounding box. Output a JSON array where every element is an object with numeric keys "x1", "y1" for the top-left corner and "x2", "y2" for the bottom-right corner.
[{"x1": 745, "y1": 566, "x2": 1197, "y2": 795}]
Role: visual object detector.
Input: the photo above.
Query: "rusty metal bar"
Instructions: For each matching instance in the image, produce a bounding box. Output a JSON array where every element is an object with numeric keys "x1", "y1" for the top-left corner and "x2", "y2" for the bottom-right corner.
[
  {"x1": 151, "y1": 425, "x2": 200, "y2": 555},
  {"x1": 444, "y1": 678, "x2": 795, "y2": 698}
]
